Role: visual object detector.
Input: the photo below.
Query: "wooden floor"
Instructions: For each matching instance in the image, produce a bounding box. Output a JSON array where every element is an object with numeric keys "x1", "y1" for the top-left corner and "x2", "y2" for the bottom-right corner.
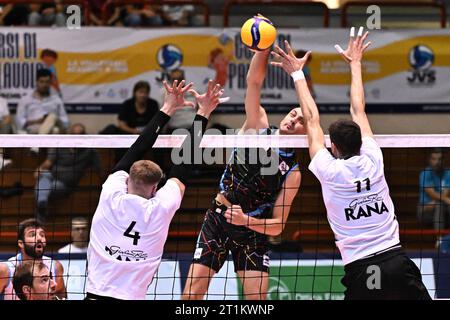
[{"x1": 0, "y1": 147, "x2": 447, "y2": 254}]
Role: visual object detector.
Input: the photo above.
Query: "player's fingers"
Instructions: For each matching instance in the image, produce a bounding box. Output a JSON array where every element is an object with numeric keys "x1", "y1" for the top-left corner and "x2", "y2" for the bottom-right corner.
[
  {"x1": 180, "y1": 82, "x2": 193, "y2": 93},
  {"x1": 284, "y1": 40, "x2": 295, "y2": 57},
  {"x1": 176, "y1": 79, "x2": 185, "y2": 91},
  {"x1": 188, "y1": 89, "x2": 199, "y2": 98},
  {"x1": 172, "y1": 80, "x2": 178, "y2": 90},
  {"x1": 275, "y1": 45, "x2": 289, "y2": 58},
  {"x1": 271, "y1": 51, "x2": 283, "y2": 61},
  {"x1": 213, "y1": 89, "x2": 224, "y2": 98},
  {"x1": 356, "y1": 26, "x2": 364, "y2": 47},
  {"x1": 219, "y1": 97, "x2": 230, "y2": 103},
  {"x1": 303, "y1": 51, "x2": 312, "y2": 62},
  {"x1": 360, "y1": 31, "x2": 369, "y2": 46},
  {"x1": 362, "y1": 41, "x2": 372, "y2": 52},
  {"x1": 184, "y1": 101, "x2": 196, "y2": 108},
  {"x1": 270, "y1": 61, "x2": 283, "y2": 68},
  {"x1": 348, "y1": 26, "x2": 355, "y2": 49},
  {"x1": 163, "y1": 81, "x2": 172, "y2": 93},
  {"x1": 207, "y1": 79, "x2": 214, "y2": 93},
  {"x1": 334, "y1": 44, "x2": 344, "y2": 54},
  {"x1": 212, "y1": 83, "x2": 222, "y2": 96}
]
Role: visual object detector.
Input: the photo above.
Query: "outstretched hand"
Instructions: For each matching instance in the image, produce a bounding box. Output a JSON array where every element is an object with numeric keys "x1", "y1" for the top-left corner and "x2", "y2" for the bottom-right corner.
[
  {"x1": 334, "y1": 26, "x2": 372, "y2": 64},
  {"x1": 161, "y1": 80, "x2": 195, "y2": 116},
  {"x1": 188, "y1": 80, "x2": 229, "y2": 118},
  {"x1": 270, "y1": 40, "x2": 311, "y2": 75}
]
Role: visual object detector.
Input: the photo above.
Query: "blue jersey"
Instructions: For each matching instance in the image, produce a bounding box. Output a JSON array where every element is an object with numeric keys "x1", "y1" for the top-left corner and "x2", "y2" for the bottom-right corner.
[{"x1": 219, "y1": 127, "x2": 299, "y2": 218}]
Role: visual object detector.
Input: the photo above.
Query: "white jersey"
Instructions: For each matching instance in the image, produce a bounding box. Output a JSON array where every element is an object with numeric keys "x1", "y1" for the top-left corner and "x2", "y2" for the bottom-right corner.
[
  {"x1": 3, "y1": 254, "x2": 57, "y2": 300},
  {"x1": 308, "y1": 137, "x2": 400, "y2": 265},
  {"x1": 87, "y1": 171, "x2": 182, "y2": 300}
]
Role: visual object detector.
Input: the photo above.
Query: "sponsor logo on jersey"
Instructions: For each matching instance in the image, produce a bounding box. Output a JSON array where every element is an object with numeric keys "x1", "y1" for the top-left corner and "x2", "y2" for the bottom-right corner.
[{"x1": 344, "y1": 193, "x2": 389, "y2": 221}]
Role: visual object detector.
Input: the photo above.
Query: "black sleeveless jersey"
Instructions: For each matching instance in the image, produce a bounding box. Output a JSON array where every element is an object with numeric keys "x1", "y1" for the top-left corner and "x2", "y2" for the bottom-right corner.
[{"x1": 219, "y1": 127, "x2": 299, "y2": 219}]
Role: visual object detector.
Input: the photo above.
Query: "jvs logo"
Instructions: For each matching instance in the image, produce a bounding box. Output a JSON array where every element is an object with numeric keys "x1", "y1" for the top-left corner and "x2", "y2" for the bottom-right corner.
[{"x1": 407, "y1": 45, "x2": 436, "y2": 85}]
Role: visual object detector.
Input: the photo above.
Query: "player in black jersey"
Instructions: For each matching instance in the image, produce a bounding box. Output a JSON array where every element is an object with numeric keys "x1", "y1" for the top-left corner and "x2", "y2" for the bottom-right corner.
[{"x1": 183, "y1": 45, "x2": 306, "y2": 300}]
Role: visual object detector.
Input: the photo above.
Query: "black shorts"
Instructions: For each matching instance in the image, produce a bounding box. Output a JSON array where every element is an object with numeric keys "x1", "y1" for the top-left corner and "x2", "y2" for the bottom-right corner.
[
  {"x1": 192, "y1": 200, "x2": 270, "y2": 273},
  {"x1": 341, "y1": 247, "x2": 432, "y2": 300}
]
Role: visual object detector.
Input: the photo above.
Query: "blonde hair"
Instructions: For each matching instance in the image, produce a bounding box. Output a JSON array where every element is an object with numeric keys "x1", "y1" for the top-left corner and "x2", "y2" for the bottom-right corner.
[{"x1": 129, "y1": 160, "x2": 163, "y2": 187}]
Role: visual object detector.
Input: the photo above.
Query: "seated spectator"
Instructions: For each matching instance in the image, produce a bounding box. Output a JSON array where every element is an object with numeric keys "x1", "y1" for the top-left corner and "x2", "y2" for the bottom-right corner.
[
  {"x1": 58, "y1": 217, "x2": 89, "y2": 254},
  {"x1": 161, "y1": 5, "x2": 194, "y2": 26},
  {"x1": 35, "y1": 123, "x2": 102, "y2": 223},
  {"x1": 100, "y1": 81, "x2": 160, "y2": 135},
  {"x1": 100, "y1": 81, "x2": 160, "y2": 162},
  {"x1": 0, "y1": 4, "x2": 29, "y2": 26},
  {"x1": 0, "y1": 95, "x2": 13, "y2": 170},
  {"x1": 122, "y1": 4, "x2": 163, "y2": 27},
  {"x1": 417, "y1": 148, "x2": 450, "y2": 243},
  {"x1": 15, "y1": 68, "x2": 69, "y2": 135},
  {"x1": 13, "y1": 261, "x2": 57, "y2": 300},
  {"x1": 28, "y1": 1, "x2": 65, "y2": 27}
]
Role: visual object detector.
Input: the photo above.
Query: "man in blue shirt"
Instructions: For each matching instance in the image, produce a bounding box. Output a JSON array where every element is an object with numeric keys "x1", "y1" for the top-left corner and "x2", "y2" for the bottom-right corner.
[{"x1": 418, "y1": 148, "x2": 450, "y2": 234}]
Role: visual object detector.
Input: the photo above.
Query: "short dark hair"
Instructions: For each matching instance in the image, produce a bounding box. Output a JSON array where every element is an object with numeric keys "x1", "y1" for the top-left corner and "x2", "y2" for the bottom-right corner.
[
  {"x1": 18, "y1": 219, "x2": 44, "y2": 241},
  {"x1": 13, "y1": 261, "x2": 47, "y2": 301},
  {"x1": 133, "y1": 81, "x2": 150, "y2": 95},
  {"x1": 328, "y1": 119, "x2": 362, "y2": 158},
  {"x1": 40, "y1": 49, "x2": 58, "y2": 60},
  {"x1": 36, "y1": 68, "x2": 52, "y2": 80}
]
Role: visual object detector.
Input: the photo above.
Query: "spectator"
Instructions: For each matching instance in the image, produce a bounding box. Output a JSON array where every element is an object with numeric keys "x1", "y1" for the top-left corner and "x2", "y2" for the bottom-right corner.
[
  {"x1": 122, "y1": 4, "x2": 163, "y2": 27},
  {"x1": 40, "y1": 49, "x2": 61, "y2": 96},
  {"x1": 161, "y1": 5, "x2": 194, "y2": 26},
  {"x1": 0, "y1": 219, "x2": 66, "y2": 300},
  {"x1": 0, "y1": 96, "x2": 13, "y2": 170},
  {"x1": 35, "y1": 123, "x2": 102, "y2": 223},
  {"x1": 58, "y1": 217, "x2": 89, "y2": 254},
  {"x1": 101, "y1": 81, "x2": 160, "y2": 135},
  {"x1": 28, "y1": 1, "x2": 65, "y2": 27},
  {"x1": 15, "y1": 68, "x2": 69, "y2": 135},
  {"x1": 100, "y1": 81, "x2": 160, "y2": 162},
  {"x1": 417, "y1": 148, "x2": 450, "y2": 244},
  {"x1": 12, "y1": 261, "x2": 57, "y2": 300},
  {"x1": 0, "y1": 4, "x2": 29, "y2": 26}
]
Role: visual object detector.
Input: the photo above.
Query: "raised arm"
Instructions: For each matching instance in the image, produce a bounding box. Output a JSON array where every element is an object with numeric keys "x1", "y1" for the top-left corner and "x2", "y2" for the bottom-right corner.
[
  {"x1": 112, "y1": 80, "x2": 194, "y2": 173},
  {"x1": 335, "y1": 27, "x2": 373, "y2": 138},
  {"x1": 241, "y1": 16, "x2": 271, "y2": 132},
  {"x1": 166, "y1": 80, "x2": 226, "y2": 195},
  {"x1": 271, "y1": 41, "x2": 325, "y2": 159}
]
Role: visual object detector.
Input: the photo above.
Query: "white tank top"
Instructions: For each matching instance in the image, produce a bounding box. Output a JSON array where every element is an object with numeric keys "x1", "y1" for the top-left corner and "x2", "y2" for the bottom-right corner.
[
  {"x1": 3, "y1": 253, "x2": 57, "y2": 300},
  {"x1": 87, "y1": 171, "x2": 182, "y2": 300},
  {"x1": 308, "y1": 137, "x2": 400, "y2": 265}
]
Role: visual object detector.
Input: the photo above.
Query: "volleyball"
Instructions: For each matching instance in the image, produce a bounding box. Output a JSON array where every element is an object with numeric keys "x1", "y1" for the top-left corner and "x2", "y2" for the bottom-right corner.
[{"x1": 240, "y1": 15, "x2": 277, "y2": 51}]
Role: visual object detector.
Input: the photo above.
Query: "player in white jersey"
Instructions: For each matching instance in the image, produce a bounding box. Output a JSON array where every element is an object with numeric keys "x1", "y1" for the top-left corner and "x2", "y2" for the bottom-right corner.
[
  {"x1": 86, "y1": 80, "x2": 226, "y2": 300},
  {"x1": 0, "y1": 218, "x2": 66, "y2": 300},
  {"x1": 272, "y1": 28, "x2": 431, "y2": 299}
]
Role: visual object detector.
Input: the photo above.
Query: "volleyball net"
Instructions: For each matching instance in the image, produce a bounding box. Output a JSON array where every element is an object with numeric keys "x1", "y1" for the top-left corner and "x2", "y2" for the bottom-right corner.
[{"x1": 0, "y1": 134, "x2": 449, "y2": 300}]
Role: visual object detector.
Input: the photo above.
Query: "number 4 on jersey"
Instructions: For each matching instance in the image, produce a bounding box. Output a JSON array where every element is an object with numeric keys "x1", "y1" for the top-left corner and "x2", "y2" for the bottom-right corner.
[{"x1": 124, "y1": 221, "x2": 141, "y2": 245}]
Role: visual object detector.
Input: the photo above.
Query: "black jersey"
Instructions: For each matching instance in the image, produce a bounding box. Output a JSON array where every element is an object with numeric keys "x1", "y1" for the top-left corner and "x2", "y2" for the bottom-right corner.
[{"x1": 219, "y1": 127, "x2": 299, "y2": 219}]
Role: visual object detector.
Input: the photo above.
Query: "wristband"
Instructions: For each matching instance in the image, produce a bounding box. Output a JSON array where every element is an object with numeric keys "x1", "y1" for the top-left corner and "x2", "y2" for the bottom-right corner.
[{"x1": 291, "y1": 70, "x2": 305, "y2": 82}]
